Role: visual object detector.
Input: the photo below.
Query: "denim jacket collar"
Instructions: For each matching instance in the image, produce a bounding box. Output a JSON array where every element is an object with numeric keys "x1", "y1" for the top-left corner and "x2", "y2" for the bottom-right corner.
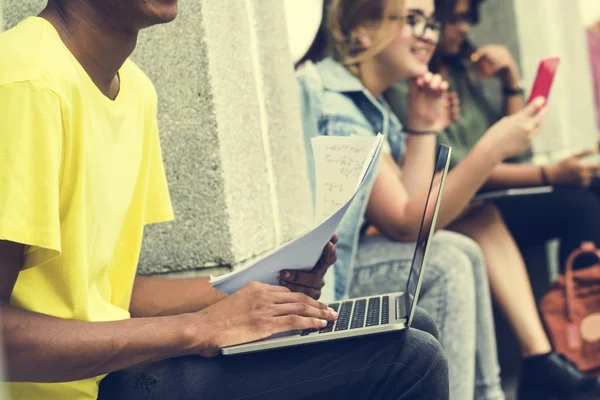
[
  {"x1": 316, "y1": 58, "x2": 403, "y2": 141},
  {"x1": 316, "y1": 58, "x2": 365, "y2": 93}
]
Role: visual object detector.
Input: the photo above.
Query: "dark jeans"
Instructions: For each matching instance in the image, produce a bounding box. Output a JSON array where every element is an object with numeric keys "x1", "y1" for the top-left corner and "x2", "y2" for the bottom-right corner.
[
  {"x1": 495, "y1": 187, "x2": 600, "y2": 270},
  {"x1": 98, "y1": 307, "x2": 448, "y2": 400}
]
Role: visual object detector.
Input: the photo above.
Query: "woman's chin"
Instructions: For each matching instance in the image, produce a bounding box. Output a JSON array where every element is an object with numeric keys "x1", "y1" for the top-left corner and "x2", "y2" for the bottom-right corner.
[{"x1": 409, "y1": 63, "x2": 429, "y2": 78}]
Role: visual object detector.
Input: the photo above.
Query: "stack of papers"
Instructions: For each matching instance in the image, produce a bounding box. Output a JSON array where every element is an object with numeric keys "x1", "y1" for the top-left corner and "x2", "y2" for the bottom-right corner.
[{"x1": 210, "y1": 134, "x2": 385, "y2": 294}]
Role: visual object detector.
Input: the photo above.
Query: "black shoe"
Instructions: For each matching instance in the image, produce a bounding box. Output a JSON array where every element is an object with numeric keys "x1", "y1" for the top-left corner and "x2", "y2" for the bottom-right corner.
[{"x1": 519, "y1": 352, "x2": 600, "y2": 399}]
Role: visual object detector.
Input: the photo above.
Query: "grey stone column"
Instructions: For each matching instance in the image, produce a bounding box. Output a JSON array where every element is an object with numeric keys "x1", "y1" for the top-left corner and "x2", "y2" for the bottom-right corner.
[
  {"x1": 470, "y1": 0, "x2": 597, "y2": 162},
  {"x1": 2, "y1": 0, "x2": 314, "y2": 277}
]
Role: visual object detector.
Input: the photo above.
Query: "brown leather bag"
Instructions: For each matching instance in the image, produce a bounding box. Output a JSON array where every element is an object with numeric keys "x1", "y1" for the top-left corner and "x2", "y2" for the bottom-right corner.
[{"x1": 540, "y1": 242, "x2": 600, "y2": 376}]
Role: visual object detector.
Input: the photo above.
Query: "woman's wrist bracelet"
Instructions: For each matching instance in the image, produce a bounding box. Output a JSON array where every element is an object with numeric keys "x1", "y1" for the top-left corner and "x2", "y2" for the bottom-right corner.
[
  {"x1": 404, "y1": 128, "x2": 439, "y2": 136},
  {"x1": 503, "y1": 86, "x2": 524, "y2": 97}
]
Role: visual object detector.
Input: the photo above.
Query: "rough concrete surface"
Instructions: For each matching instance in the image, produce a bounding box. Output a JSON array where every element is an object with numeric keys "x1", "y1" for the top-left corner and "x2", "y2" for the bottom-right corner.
[
  {"x1": 2, "y1": 0, "x2": 314, "y2": 276},
  {"x1": 0, "y1": 0, "x2": 4, "y2": 32},
  {"x1": 249, "y1": 0, "x2": 314, "y2": 243},
  {"x1": 133, "y1": 1, "x2": 239, "y2": 274},
  {"x1": 200, "y1": 0, "x2": 278, "y2": 266}
]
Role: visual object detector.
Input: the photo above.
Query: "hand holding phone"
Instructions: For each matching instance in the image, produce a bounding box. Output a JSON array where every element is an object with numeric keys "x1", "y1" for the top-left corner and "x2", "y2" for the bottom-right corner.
[{"x1": 527, "y1": 56, "x2": 560, "y2": 104}]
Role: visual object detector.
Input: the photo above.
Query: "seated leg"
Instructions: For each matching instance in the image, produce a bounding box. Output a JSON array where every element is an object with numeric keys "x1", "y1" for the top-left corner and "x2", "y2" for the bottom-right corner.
[{"x1": 98, "y1": 321, "x2": 449, "y2": 400}]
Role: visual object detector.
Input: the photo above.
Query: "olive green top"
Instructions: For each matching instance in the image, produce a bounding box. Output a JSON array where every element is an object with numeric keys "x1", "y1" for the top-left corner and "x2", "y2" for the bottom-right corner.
[{"x1": 386, "y1": 59, "x2": 531, "y2": 168}]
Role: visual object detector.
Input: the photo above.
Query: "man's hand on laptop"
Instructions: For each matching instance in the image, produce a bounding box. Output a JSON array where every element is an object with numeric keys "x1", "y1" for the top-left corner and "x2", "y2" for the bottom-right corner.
[
  {"x1": 279, "y1": 234, "x2": 338, "y2": 300},
  {"x1": 195, "y1": 282, "x2": 338, "y2": 357}
]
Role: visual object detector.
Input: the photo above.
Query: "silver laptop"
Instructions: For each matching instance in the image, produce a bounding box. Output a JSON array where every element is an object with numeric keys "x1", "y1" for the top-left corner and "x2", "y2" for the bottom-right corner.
[{"x1": 222, "y1": 144, "x2": 452, "y2": 355}]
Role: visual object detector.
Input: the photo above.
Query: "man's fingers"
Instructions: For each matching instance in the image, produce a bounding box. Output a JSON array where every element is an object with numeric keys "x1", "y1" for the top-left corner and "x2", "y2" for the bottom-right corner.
[
  {"x1": 313, "y1": 242, "x2": 337, "y2": 271},
  {"x1": 330, "y1": 234, "x2": 338, "y2": 245},
  {"x1": 273, "y1": 315, "x2": 329, "y2": 332},
  {"x1": 274, "y1": 301, "x2": 337, "y2": 319},
  {"x1": 271, "y1": 290, "x2": 328, "y2": 309},
  {"x1": 280, "y1": 269, "x2": 325, "y2": 289}
]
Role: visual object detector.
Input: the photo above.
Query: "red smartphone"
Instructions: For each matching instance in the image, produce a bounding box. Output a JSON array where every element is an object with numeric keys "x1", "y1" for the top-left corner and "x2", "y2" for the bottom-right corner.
[{"x1": 527, "y1": 56, "x2": 560, "y2": 104}]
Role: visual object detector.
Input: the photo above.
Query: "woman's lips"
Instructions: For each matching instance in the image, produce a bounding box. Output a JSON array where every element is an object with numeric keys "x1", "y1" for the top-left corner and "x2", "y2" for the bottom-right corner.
[{"x1": 411, "y1": 48, "x2": 432, "y2": 64}]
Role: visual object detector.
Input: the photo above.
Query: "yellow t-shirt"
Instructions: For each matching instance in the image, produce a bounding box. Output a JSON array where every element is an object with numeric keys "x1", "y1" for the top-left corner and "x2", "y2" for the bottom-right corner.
[{"x1": 0, "y1": 17, "x2": 174, "y2": 400}]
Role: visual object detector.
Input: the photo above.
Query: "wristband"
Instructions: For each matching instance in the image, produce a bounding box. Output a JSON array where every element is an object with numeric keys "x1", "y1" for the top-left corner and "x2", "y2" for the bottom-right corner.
[
  {"x1": 503, "y1": 86, "x2": 524, "y2": 97},
  {"x1": 404, "y1": 128, "x2": 439, "y2": 136}
]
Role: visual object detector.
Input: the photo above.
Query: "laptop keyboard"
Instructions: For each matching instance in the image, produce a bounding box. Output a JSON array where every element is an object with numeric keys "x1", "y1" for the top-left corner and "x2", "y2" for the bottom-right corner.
[{"x1": 300, "y1": 295, "x2": 390, "y2": 336}]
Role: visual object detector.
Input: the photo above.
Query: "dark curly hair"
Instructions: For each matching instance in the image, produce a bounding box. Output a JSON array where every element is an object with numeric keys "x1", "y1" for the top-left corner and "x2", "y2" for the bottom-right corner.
[
  {"x1": 435, "y1": 0, "x2": 485, "y2": 24},
  {"x1": 429, "y1": 0, "x2": 486, "y2": 72}
]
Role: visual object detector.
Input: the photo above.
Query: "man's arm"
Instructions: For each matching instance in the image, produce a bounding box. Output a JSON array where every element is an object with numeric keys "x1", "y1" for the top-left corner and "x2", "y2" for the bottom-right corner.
[
  {"x1": 1, "y1": 240, "x2": 336, "y2": 383},
  {"x1": 0, "y1": 240, "x2": 199, "y2": 383},
  {"x1": 131, "y1": 233, "x2": 338, "y2": 314},
  {"x1": 130, "y1": 275, "x2": 226, "y2": 317}
]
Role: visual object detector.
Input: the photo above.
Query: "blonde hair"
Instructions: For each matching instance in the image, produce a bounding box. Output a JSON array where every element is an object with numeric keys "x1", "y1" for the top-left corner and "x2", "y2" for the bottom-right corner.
[{"x1": 327, "y1": 0, "x2": 406, "y2": 70}]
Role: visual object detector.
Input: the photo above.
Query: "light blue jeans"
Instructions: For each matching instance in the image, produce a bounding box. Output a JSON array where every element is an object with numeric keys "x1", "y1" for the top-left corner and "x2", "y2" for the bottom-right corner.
[{"x1": 349, "y1": 230, "x2": 504, "y2": 400}]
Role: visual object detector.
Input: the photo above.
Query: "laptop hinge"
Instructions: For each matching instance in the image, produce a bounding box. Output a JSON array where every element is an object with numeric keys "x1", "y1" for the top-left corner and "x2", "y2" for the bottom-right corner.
[{"x1": 395, "y1": 294, "x2": 407, "y2": 320}]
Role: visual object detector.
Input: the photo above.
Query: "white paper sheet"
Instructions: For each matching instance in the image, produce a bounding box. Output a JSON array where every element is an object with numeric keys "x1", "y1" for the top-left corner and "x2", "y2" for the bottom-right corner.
[
  {"x1": 210, "y1": 134, "x2": 384, "y2": 295},
  {"x1": 312, "y1": 136, "x2": 380, "y2": 225}
]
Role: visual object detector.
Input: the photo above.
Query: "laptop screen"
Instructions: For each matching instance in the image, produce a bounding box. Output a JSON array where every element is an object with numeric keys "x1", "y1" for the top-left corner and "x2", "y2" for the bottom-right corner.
[{"x1": 405, "y1": 144, "x2": 451, "y2": 326}]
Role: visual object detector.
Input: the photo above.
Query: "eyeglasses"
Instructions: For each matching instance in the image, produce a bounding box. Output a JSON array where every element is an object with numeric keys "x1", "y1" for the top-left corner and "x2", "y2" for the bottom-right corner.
[{"x1": 389, "y1": 13, "x2": 442, "y2": 40}]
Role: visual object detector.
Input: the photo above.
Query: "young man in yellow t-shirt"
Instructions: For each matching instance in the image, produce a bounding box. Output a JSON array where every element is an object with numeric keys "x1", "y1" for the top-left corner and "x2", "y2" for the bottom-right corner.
[{"x1": 0, "y1": 1, "x2": 448, "y2": 399}]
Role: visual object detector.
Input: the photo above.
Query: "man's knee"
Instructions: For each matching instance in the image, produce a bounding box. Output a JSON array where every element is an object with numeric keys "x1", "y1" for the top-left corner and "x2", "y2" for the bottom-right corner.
[
  {"x1": 409, "y1": 328, "x2": 448, "y2": 369},
  {"x1": 411, "y1": 306, "x2": 439, "y2": 339},
  {"x1": 402, "y1": 329, "x2": 449, "y2": 396}
]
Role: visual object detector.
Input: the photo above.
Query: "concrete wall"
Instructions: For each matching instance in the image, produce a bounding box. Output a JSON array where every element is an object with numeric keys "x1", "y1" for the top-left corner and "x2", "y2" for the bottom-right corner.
[
  {"x1": 471, "y1": 0, "x2": 598, "y2": 163},
  {"x1": 579, "y1": 0, "x2": 600, "y2": 27},
  {"x1": 2, "y1": 0, "x2": 314, "y2": 277},
  {"x1": 0, "y1": 1, "x2": 4, "y2": 35}
]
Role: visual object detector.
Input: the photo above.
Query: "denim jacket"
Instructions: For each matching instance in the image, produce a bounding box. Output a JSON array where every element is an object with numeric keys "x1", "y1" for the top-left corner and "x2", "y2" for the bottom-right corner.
[{"x1": 297, "y1": 58, "x2": 406, "y2": 299}]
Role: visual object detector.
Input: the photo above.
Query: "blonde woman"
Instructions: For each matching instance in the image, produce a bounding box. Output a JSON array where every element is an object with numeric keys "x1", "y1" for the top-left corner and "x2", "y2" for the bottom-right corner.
[{"x1": 297, "y1": 0, "x2": 547, "y2": 398}]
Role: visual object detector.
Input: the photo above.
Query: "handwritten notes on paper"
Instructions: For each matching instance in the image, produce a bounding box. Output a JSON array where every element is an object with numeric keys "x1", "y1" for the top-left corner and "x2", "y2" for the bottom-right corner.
[
  {"x1": 210, "y1": 134, "x2": 384, "y2": 295},
  {"x1": 312, "y1": 136, "x2": 379, "y2": 224}
]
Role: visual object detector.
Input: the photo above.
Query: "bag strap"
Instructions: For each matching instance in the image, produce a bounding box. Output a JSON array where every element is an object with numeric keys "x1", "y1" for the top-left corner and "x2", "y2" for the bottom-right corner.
[{"x1": 564, "y1": 242, "x2": 600, "y2": 322}]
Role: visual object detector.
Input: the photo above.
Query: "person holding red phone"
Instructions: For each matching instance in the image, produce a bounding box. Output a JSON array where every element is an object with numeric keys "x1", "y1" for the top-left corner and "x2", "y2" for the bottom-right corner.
[{"x1": 386, "y1": 0, "x2": 600, "y2": 398}]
